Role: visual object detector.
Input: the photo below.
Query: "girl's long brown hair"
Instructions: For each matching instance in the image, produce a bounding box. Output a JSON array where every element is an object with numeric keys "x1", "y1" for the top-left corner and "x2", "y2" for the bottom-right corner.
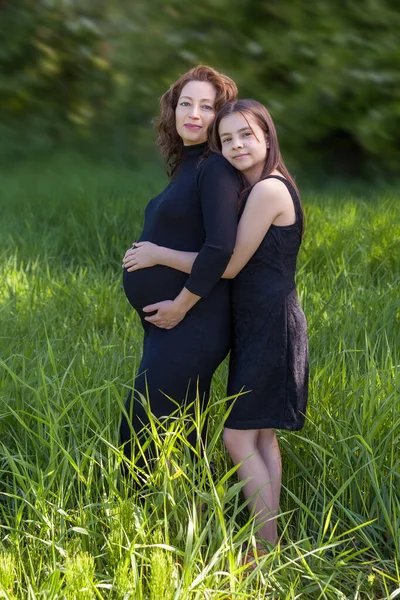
[
  {"x1": 209, "y1": 99, "x2": 304, "y2": 232},
  {"x1": 155, "y1": 66, "x2": 238, "y2": 177}
]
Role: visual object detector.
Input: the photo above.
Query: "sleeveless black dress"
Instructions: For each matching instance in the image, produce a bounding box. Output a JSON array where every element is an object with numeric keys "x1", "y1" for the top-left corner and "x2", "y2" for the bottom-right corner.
[
  {"x1": 225, "y1": 176, "x2": 309, "y2": 431},
  {"x1": 121, "y1": 143, "x2": 240, "y2": 459}
]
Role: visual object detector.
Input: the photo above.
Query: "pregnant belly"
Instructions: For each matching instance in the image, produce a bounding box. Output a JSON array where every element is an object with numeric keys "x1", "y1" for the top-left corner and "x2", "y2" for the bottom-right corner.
[{"x1": 123, "y1": 266, "x2": 189, "y2": 312}]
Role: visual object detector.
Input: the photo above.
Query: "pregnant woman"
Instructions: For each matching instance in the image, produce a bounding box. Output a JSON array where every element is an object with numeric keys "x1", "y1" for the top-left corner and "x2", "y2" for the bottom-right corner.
[
  {"x1": 123, "y1": 99, "x2": 309, "y2": 550},
  {"x1": 120, "y1": 66, "x2": 240, "y2": 470}
]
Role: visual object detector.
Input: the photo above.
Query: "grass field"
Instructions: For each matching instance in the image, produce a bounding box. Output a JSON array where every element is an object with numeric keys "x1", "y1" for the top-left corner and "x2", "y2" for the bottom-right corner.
[{"x1": 0, "y1": 153, "x2": 399, "y2": 599}]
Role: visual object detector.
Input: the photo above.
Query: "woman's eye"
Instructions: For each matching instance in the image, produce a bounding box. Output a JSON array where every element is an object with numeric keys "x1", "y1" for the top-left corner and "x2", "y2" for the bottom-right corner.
[
  {"x1": 202, "y1": 105, "x2": 214, "y2": 111},
  {"x1": 180, "y1": 101, "x2": 190, "y2": 106},
  {"x1": 221, "y1": 138, "x2": 231, "y2": 144}
]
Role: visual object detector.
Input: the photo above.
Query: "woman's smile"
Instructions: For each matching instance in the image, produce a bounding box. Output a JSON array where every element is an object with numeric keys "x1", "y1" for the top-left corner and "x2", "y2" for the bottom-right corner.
[{"x1": 175, "y1": 80, "x2": 216, "y2": 145}]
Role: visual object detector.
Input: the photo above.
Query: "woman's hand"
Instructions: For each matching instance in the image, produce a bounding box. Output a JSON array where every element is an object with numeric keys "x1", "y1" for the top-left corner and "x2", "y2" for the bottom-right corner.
[
  {"x1": 142, "y1": 300, "x2": 187, "y2": 329},
  {"x1": 122, "y1": 242, "x2": 160, "y2": 272}
]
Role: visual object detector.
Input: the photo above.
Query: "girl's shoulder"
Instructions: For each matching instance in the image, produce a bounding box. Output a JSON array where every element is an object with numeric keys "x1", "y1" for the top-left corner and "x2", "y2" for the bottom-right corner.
[
  {"x1": 253, "y1": 175, "x2": 290, "y2": 193},
  {"x1": 250, "y1": 176, "x2": 293, "y2": 203}
]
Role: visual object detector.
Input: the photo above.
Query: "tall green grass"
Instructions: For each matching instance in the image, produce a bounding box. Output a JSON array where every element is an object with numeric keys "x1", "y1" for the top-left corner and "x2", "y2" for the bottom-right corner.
[{"x1": 0, "y1": 153, "x2": 399, "y2": 599}]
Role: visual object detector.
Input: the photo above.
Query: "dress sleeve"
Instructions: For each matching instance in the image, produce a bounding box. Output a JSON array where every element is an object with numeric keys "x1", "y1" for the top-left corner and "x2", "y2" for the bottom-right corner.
[{"x1": 184, "y1": 155, "x2": 240, "y2": 297}]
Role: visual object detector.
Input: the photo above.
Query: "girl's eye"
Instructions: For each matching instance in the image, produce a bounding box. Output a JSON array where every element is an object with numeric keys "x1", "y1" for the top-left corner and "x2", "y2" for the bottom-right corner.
[
  {"x1": 243, "y1": 131, "x2": 253, "y2": 137},
  {"x1": 221, "y1": 138, "x2": 231, "y2": 144}
]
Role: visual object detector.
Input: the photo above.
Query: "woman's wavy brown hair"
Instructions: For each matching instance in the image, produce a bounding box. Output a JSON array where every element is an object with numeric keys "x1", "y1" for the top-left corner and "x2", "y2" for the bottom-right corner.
[
  {"x1": 155, "y1": 66, "x2": 238, "y2": 177},
  {"x1": 209, "y1": 99, "x2": 304, "y2": 233}
]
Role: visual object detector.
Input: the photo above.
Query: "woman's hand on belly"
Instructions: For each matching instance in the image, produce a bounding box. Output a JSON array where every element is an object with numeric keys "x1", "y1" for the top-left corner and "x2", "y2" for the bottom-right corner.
[
  {"x1": 143, "y1": 288, "x2": 201, "y2": 329},
  {"x1": 143, "y1": 299, "x2": 187, "y2": 329}
]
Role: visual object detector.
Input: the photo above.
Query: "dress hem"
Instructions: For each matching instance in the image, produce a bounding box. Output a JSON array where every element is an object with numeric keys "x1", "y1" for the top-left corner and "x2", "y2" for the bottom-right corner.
[{"x1": 224, "y1": 415, "x2": 305, "y2": 431}]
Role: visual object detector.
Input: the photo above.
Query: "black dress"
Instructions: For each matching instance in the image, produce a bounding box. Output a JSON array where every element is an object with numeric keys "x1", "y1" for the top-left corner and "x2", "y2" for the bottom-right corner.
[
  {"x1": 225, "y1": 176, "x2": 309, "y2": 431},
  {"x1": 121, "y1": 142, "x2": 240, "y2": 458}
]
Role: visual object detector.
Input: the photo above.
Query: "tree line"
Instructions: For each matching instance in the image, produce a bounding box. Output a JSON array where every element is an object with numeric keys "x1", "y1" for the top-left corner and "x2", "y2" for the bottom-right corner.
[{"x1": 1, "y1": 0, "x2": 399, "y2": 174}]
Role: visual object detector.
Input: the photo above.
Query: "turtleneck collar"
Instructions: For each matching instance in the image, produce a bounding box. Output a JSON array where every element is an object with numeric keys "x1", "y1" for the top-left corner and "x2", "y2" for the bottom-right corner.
[{"x1": 182, "y1": 141, "x2": 208, "y2": 160}]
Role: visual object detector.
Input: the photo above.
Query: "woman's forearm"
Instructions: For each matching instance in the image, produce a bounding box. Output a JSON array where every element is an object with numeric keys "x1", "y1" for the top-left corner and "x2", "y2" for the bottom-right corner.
[{"x1": 157, "y1": 247, "x2": 198, "y2": 274}]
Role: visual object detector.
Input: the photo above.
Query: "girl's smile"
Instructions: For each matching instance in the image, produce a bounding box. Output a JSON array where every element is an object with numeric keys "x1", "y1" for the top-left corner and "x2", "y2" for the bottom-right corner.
[{"x1": 219, "y1": 112, "x2": 268, "y2": 184}]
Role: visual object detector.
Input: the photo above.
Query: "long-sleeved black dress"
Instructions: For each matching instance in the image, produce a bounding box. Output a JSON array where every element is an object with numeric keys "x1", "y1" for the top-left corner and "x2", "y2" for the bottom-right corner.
[{"x1": 121, "y1": 142, "x2": 240, "y2": 459}]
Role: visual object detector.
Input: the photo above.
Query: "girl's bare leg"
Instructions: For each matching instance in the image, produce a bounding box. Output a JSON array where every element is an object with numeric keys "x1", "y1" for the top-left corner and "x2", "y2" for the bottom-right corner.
[
  {"x1": 223, "y1": 428, "x2": 280, "y2": 544},
  {"x1": 257, "y1": 428, "x2": 282, "y2": 542}
]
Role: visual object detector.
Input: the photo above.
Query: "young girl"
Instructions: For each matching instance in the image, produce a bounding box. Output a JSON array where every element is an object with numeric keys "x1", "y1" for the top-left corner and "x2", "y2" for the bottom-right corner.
[{"x1": 123, "y1": 99, "x2": 309, "y2": 551}]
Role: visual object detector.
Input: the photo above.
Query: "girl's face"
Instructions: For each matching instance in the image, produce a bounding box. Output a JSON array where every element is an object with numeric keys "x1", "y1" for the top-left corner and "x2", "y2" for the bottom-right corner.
[
  {"x1": 219, "y1": 112, "x2": 268, "y2": 183},
  {"x1": 175, "y1": 80, "x2": 217, "y2": 146}
]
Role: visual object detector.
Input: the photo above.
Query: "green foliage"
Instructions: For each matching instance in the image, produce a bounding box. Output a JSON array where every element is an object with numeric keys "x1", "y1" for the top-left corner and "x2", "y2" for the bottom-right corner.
[
  {"x1": 64, "y1": 549, "x2": 96, "y2": 599},
  {"x1": 0, "y1": 550, "x2": 18, "y2": 599},
  {"x1": 0, "y1": 0, "x2": 116, "y2": 156},
  {"x1": 1, "y1": 1, "x2": 400, "y2": 173},
  {"x1": 0, "y1": 157, "x2": 399, "y2": 597},
  {"x1": 118, "y1": 0, "x2": 400, "y2": 174}
]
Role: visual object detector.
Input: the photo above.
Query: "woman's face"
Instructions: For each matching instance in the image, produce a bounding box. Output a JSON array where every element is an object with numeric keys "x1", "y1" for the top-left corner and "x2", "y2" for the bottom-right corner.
[
  {"x1": 175, "y1": 80, "x2": 217, "y2": 146},
  {"x1": 219, "y1": 112, "x2": 268, "y2": 183}
]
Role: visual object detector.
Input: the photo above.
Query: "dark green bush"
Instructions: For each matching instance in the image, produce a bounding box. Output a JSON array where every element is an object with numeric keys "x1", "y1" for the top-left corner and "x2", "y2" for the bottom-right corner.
[{"x1": 1, "y1": 0, "x2": 399, "y2": 174}]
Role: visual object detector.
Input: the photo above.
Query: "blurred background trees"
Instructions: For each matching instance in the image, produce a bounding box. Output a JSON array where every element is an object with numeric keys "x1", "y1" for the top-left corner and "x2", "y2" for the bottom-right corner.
[{"x1": 1, "y1": 0, "x2": 399, "y2": 175}]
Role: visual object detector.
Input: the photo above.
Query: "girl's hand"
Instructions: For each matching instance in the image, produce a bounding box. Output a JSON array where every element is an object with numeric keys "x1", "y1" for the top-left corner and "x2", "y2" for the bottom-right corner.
[{"x1": 122, "y1": 241, "x2": 160, "y2": 272}]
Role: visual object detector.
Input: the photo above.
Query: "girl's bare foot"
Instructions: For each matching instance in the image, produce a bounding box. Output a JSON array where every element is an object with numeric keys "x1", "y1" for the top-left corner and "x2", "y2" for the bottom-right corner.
[
  {"x1": 241, "y1": 541, "x2": 270, "y2": 570},
  {"x1": 241, "y1": 537, "x2": 280, "y2": 570}
]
